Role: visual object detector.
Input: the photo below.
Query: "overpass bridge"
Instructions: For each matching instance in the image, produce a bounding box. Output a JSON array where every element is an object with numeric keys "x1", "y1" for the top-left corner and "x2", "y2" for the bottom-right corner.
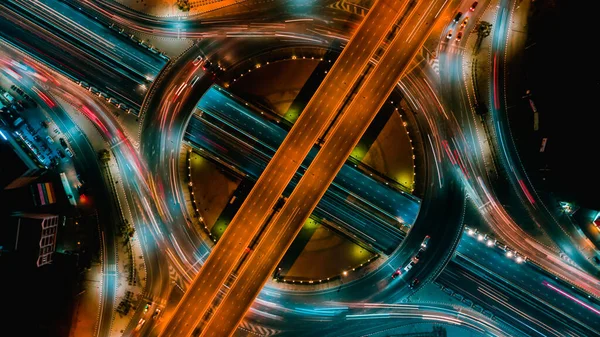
[{"x1": 184, "y1": 85, "x2": 421, "y2": 255}]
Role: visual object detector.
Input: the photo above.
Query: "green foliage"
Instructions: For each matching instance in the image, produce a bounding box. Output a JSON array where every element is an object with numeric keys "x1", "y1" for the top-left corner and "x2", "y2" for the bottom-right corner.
[
  {"x1": 478, "y1": 21, "x2": 493, "y2": 38},
  {"x1": 177, "y1": 0, "x2": 191, "y2": 11},
  {"x1": 98, "y1": 149, "x2": 110, "y2": 163}
]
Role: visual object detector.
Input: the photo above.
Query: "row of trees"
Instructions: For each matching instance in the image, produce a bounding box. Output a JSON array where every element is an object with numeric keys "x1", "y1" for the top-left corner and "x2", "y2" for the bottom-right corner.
[{"x1": 177, "y1": 0, "x2": 191, "y2": 12}]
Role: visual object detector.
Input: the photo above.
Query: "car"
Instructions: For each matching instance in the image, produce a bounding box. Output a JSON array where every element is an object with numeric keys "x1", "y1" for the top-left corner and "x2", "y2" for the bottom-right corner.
[
  {"x1": 446, "y1": 29, "x2": 453, "y2": 39},
  {"x1": 403, "y1": 261, "x2": 414, "y2": 272},
  {"x1": 65, "y1": 148, "x2": 74, "y2": 157},
  {"x1": 460, "y1": 17, "x2": 469, "y2": 29},
  {"x1": 57, "y1": 150, "x2": 65, "y2": 158},
  {"x1": 421, "y1": 235, "x2": 431, "y2": 249},
  {"x1": 593, "y1": 256, "x2": 600, "y2": 265},
  {"x1": 469, "y1": 1, "x2": 478, "y2": 11},
  {"x1": 202, "y1": 60, "x2": 213, "y2": 71},
  {"x1": 453, "y1": 12, "x2": 463, "y2": 23},
  {"x1": 412, "y1": 251, "x2": 422, "y2": 263},
  {"x1": 391, "y1": 268, "x2": 402, "y2": 279},
  {"x1": 59, "y1": 138, "x2": 67, "y2": 147},
  {"x1": 456, "y1": 31, "x2": 463, "y2": 42},
  {"x1": 192, "y1": 55, "x2": 203, "y2": 66},
  {"x1": 409, "y1": 278, "x2": 420, "y2": 289},
  {"x1": 152, "y1": 308, "x2": 161, "y2": 319},
  {"x1": 135, "y1": 318, "x2": 146, "y2": 331}
]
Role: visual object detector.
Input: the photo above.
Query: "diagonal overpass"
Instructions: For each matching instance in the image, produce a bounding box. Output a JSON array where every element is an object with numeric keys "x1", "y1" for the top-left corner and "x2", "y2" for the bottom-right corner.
[
  {"x1": 198, "y1": 0, "x2": 451, "y2": 335},
  {"x1": 159, "y1": 0, "x2": 416, "y2": 335},
  {"x1": 185, "y1": 86, "x2": 420, "y2": 254}
]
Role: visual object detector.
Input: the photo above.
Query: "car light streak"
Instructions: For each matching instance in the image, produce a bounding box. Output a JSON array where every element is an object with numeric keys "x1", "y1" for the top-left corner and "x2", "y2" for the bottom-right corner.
[{"x1": 543, "y1": 282, "x2": 600, "y2": 315}]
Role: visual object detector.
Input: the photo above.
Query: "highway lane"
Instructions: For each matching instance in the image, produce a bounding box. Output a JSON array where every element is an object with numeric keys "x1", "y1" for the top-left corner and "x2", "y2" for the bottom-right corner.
[
  {"x1": 159, "y1": 1, "x2": 414, "y2": 335},
  {"x1": 435, "y1": 238, "x2": 600, "y2": 336},
  {"x1": 199, "y1": 0, "x2": 452, "y2": 334},
  {"x1": 451, "y1": 232, "x2": 600, "y2": 336},
  {"x1": 0, "y1": 0, "x2": 167, "y2": 111}
]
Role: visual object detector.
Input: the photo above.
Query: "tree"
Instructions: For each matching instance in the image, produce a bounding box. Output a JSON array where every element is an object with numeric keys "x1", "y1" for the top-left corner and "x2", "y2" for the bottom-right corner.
[
  {"x1": 474, "y1": 21, "x2": 493, "y2": 54},
  {"x1": 478, "y1": 21, "x2": 493, "y2": 38},
  {"x1": 176, "y1": 0, "x2": 191, "y2": 11},
  {"x1": 98, "y1": 149, "x2": 110, "y2": 163}
]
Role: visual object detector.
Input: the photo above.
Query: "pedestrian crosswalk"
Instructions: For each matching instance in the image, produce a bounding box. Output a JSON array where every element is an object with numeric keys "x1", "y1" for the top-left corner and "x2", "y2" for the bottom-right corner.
[
  {"x1": 168, "y1": 264, "x2": 185, "y2": 290},
  {"x1": 420, "y1": 47, "x2": 439, "y2": 75},
  {"x1": 328, "y1": 0, "x2": 367, "y2": 17},
  {"x1": 238, "y1": 320, "x2": 280, "y2": 336}
]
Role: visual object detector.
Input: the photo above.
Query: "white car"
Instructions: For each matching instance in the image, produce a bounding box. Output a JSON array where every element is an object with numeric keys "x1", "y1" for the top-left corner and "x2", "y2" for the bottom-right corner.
[
  {"x1": 135, "y1": 318, "x2": 146, "y2": 331},
  {"x1": 192, "y1": 55, "x2": 203, "y2": 66},
  {"x1": 403, "y1": 262, "x2": 414, "y2": 272}
]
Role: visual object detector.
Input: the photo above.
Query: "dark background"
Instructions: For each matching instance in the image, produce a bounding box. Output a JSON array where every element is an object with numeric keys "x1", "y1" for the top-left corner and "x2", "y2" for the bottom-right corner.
[{"x1": 514, "y1": 0, "x2": 599, "y2": 208}]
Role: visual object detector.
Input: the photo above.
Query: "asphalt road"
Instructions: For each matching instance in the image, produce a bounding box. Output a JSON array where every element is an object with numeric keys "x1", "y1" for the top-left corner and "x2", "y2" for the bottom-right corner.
[
  {"x1": 159, "y1": 1, "x2": 414, "y2": 335},
  {"x1": 185, "y1": 86, "x2": 420, "y2": 254},
  {"x1": 0, "y1": 0, "x2": 166, "y2": 110},
  {"x1": 199, "y1": 0, "x2": 452, "y2": 334}
]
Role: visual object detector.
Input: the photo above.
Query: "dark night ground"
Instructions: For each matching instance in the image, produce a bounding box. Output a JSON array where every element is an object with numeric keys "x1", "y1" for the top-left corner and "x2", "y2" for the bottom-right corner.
[{"x1": 510, "y1": 0, "x2": 599, "y2": 209}]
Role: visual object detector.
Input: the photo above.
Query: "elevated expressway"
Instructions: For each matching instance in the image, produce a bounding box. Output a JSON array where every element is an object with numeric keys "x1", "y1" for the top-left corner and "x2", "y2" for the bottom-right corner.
[
  {"x1": 198, "y1": 0, "x2": 452, "y2": 335},
  {"x1": 159, "y1": 0, "x2": 417, "y2": 335},
  {"x1": 185, "y1": 86, "x2": 419, "y2": 255}
]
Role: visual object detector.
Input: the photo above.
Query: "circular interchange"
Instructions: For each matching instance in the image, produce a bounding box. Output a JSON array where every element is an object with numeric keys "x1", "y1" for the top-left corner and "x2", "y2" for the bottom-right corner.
[{"x1": 182, "y1": 46, "x2": 423, "y2": 289}]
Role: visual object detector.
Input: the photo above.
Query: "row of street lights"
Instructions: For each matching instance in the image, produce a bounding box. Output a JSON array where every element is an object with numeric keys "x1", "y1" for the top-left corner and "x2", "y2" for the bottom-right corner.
[{"x1": 466, "y1": 226, "x2": 527, "y2": 264}]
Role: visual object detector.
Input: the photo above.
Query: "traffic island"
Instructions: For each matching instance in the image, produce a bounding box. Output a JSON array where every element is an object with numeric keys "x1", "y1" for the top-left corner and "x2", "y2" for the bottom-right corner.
[{"x1": 275, "y1": 219, "x2": 377, "y2": 283}]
